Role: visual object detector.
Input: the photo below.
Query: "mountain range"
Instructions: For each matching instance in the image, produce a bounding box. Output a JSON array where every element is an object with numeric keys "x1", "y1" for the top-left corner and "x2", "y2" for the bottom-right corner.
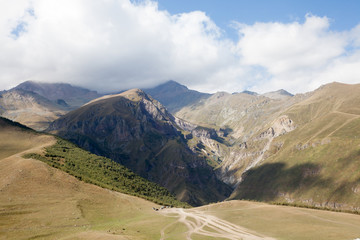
[{"x1": 1, "y1": 80, "x2": 360, "y2": 212}]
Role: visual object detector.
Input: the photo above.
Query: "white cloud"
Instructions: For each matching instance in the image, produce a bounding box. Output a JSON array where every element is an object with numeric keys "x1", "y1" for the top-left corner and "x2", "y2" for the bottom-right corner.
[
  {"x1": 0, "y1": 0, "x2": 238, "y2": 92},
  {"x1": 0, "y1": 1, "x2": 359, "y2": 94},
  {"x1": 236, "y1": 14, "x2": 359, "y2": 93}
]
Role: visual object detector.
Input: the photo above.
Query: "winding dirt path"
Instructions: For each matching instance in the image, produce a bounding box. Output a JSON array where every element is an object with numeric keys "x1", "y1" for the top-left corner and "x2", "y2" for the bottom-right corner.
[{"x1": 159, "y1": 208, "x2": 276, "y2": 240}]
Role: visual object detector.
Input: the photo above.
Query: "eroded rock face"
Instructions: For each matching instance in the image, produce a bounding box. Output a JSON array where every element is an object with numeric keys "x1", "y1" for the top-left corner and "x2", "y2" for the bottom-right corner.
[
  {"x1": 257, "y1": 115, "x2": 296, "y2": 139},
  {"x1": 272, "y1": 115, "x2": 296, "y2": 137},
  {"x1": 191, "y1": 127, "x2": 218, "y2": 139},
  {"x1": 193, "y1": 115, "x2": 296, "y2": 187},
  {"x1": 174, "y1": 117, "x2": 197, "y2": 132}
]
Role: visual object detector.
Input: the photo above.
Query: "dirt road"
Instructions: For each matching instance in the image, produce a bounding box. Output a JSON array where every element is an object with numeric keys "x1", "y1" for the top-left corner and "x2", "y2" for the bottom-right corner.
[{"x1": 159, "y1": 208, "x2": 276, "y2": 240}]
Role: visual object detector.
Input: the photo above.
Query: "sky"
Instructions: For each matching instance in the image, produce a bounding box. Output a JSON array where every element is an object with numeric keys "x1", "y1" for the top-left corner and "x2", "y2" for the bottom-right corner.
[{"x1": 0, "y1": 0, "x2": 360, "y2": 94}]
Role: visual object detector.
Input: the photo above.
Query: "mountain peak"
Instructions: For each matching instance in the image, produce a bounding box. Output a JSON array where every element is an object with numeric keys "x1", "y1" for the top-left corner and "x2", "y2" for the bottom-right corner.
[
  {"x1": 15, "y1": 80, "x2": 72, "y2": 90},
  {"x1": 262, "y1": 89, "x2": 293, "y2": 99},
  {"x1": 151, "y1": 80, "x2": 189, "y2": 92},
  {"x1": 241, "y1": 90, "x2": 258, "y2": 96},
  {"x1": 120, "y1": 88, "x2": 148, "y2": 101},
  {"x1": 272, "y1": 89, "x2": 293, "y2": 96},
  {"x1": 144, "y1": 80, "x2": 210, "y2": 113}
]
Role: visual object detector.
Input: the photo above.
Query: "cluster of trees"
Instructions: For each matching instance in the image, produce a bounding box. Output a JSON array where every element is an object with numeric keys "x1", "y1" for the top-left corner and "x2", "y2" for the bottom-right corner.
[{"x1": 24, "y1": 138, "x2": 189, "y2": 207}]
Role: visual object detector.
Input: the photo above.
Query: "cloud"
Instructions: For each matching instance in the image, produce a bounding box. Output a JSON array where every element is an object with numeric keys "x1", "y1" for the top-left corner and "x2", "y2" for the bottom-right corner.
[
  {"x1": 0, "y1": 0, "x2": 237, "y2": 92},
  {"x1": 235, "y1": 14, "x2": 360, "y2": 93},
  {"x1": 0, "y1": 1, "x2": 359, "y2": 94}
]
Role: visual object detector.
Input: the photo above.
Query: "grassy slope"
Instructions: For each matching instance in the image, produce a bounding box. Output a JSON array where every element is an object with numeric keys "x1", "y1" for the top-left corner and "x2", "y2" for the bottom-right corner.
[
  {"x1": 199, "y1": 200, "x2": 360, "y2": 240},
  {"x1": 0, "y1": 120, "x2": 180, "y2": 240},
  {"x1": 0, "y1": 117, "x2": 39, "y2": 159},
  {"x1": 24, "y1": 138, "x2": 187, "y2": 207},
  {"x1": 231, "y1": 82, "x2": 360, "y2": 211},
  {"x1": 0, "y1": 147, "x2": 176, "y2": 240}
]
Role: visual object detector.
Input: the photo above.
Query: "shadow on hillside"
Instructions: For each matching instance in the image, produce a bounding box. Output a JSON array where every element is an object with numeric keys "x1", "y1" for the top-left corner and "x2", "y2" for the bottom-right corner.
[{"x1": 234, "y1": 162, "x2": 333, "y2": 201}]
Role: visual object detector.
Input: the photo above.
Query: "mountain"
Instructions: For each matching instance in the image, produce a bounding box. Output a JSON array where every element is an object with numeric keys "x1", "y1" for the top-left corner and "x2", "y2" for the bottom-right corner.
[
  {"x1": 47, "y1": 89, "x2": 231, "y2": 206},
  {"x1": 14, "y1": 80, "x2": 102, "y2": 108},
  {"x1": 229, "y1": 82, "x2": 360, "y2": 211},
  {"x1": 0, "y1": 89, "x2": 66, "y2": 131},
  {"x1": 175, "y1": 91, "x2": 306, "y2": 186},
  {"x1": 241, "y1": 90, "x2": 259, "y2": 96},
  {"x1": 262, "y1": 89, "x2": 294, "y2": 100},
  {"x1": 175, "y1": 81, "x2": 360, "y2": 211},
  {"x1": 144, "y1": 80, "x2": 210, "y2": 113},
  {"x1": 176, "y1": 91, "x2": 301, "y2": 141},
  {"x1": 0, "y1": 81, "x2": 102, "y2": 130}
]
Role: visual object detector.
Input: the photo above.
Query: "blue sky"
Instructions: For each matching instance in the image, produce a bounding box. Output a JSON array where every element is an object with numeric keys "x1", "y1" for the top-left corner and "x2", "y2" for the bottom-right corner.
[
  {"x1": 1, "y1": 0, "x2": 360, "y2": 94},
  {"x1": 157, "y1": 0, "x2": 360, "y2": 39}
]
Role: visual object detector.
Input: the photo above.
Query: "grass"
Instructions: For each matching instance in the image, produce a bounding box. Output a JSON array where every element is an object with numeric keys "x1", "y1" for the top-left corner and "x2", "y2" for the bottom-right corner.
[
  {"x1": 199, "y1": 200, "x2": 360, "y2": 240},
  {"x1": 0, "y1": 117, "x2": 40, "y2": 160},
  {"x1": 0, "y1": 123, "x2": 179, "y2": 239},
  {"x1": 0, "y1": 156, "x2": 177, "y2": 240},
  {"x1": 23, "y1": 138, "x2": 189, "y2": 208},
  {"x1": 270, "y1": 201, "x2": 360, "y2": 215},
  {"x1": 238, "y1": 110, "x2": 360, "y2": 209}
]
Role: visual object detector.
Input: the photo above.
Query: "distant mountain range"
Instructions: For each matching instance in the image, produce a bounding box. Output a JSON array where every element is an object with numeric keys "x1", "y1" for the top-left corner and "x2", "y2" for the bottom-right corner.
[
  {"x1": 14, "y1": 81, "x2": 102, "y2": 108},
  {"x1": 0, "y1": 81, "x2": 102, "y2": 130},
  {"x1": 0, "y1": 88, "x2": 66, "y2": 131}
]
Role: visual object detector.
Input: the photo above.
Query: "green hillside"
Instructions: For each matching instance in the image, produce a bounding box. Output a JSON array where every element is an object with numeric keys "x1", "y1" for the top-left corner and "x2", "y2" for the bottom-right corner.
[{"x1": 24, "y1": 138, "x2": 188, "y2": 207}]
